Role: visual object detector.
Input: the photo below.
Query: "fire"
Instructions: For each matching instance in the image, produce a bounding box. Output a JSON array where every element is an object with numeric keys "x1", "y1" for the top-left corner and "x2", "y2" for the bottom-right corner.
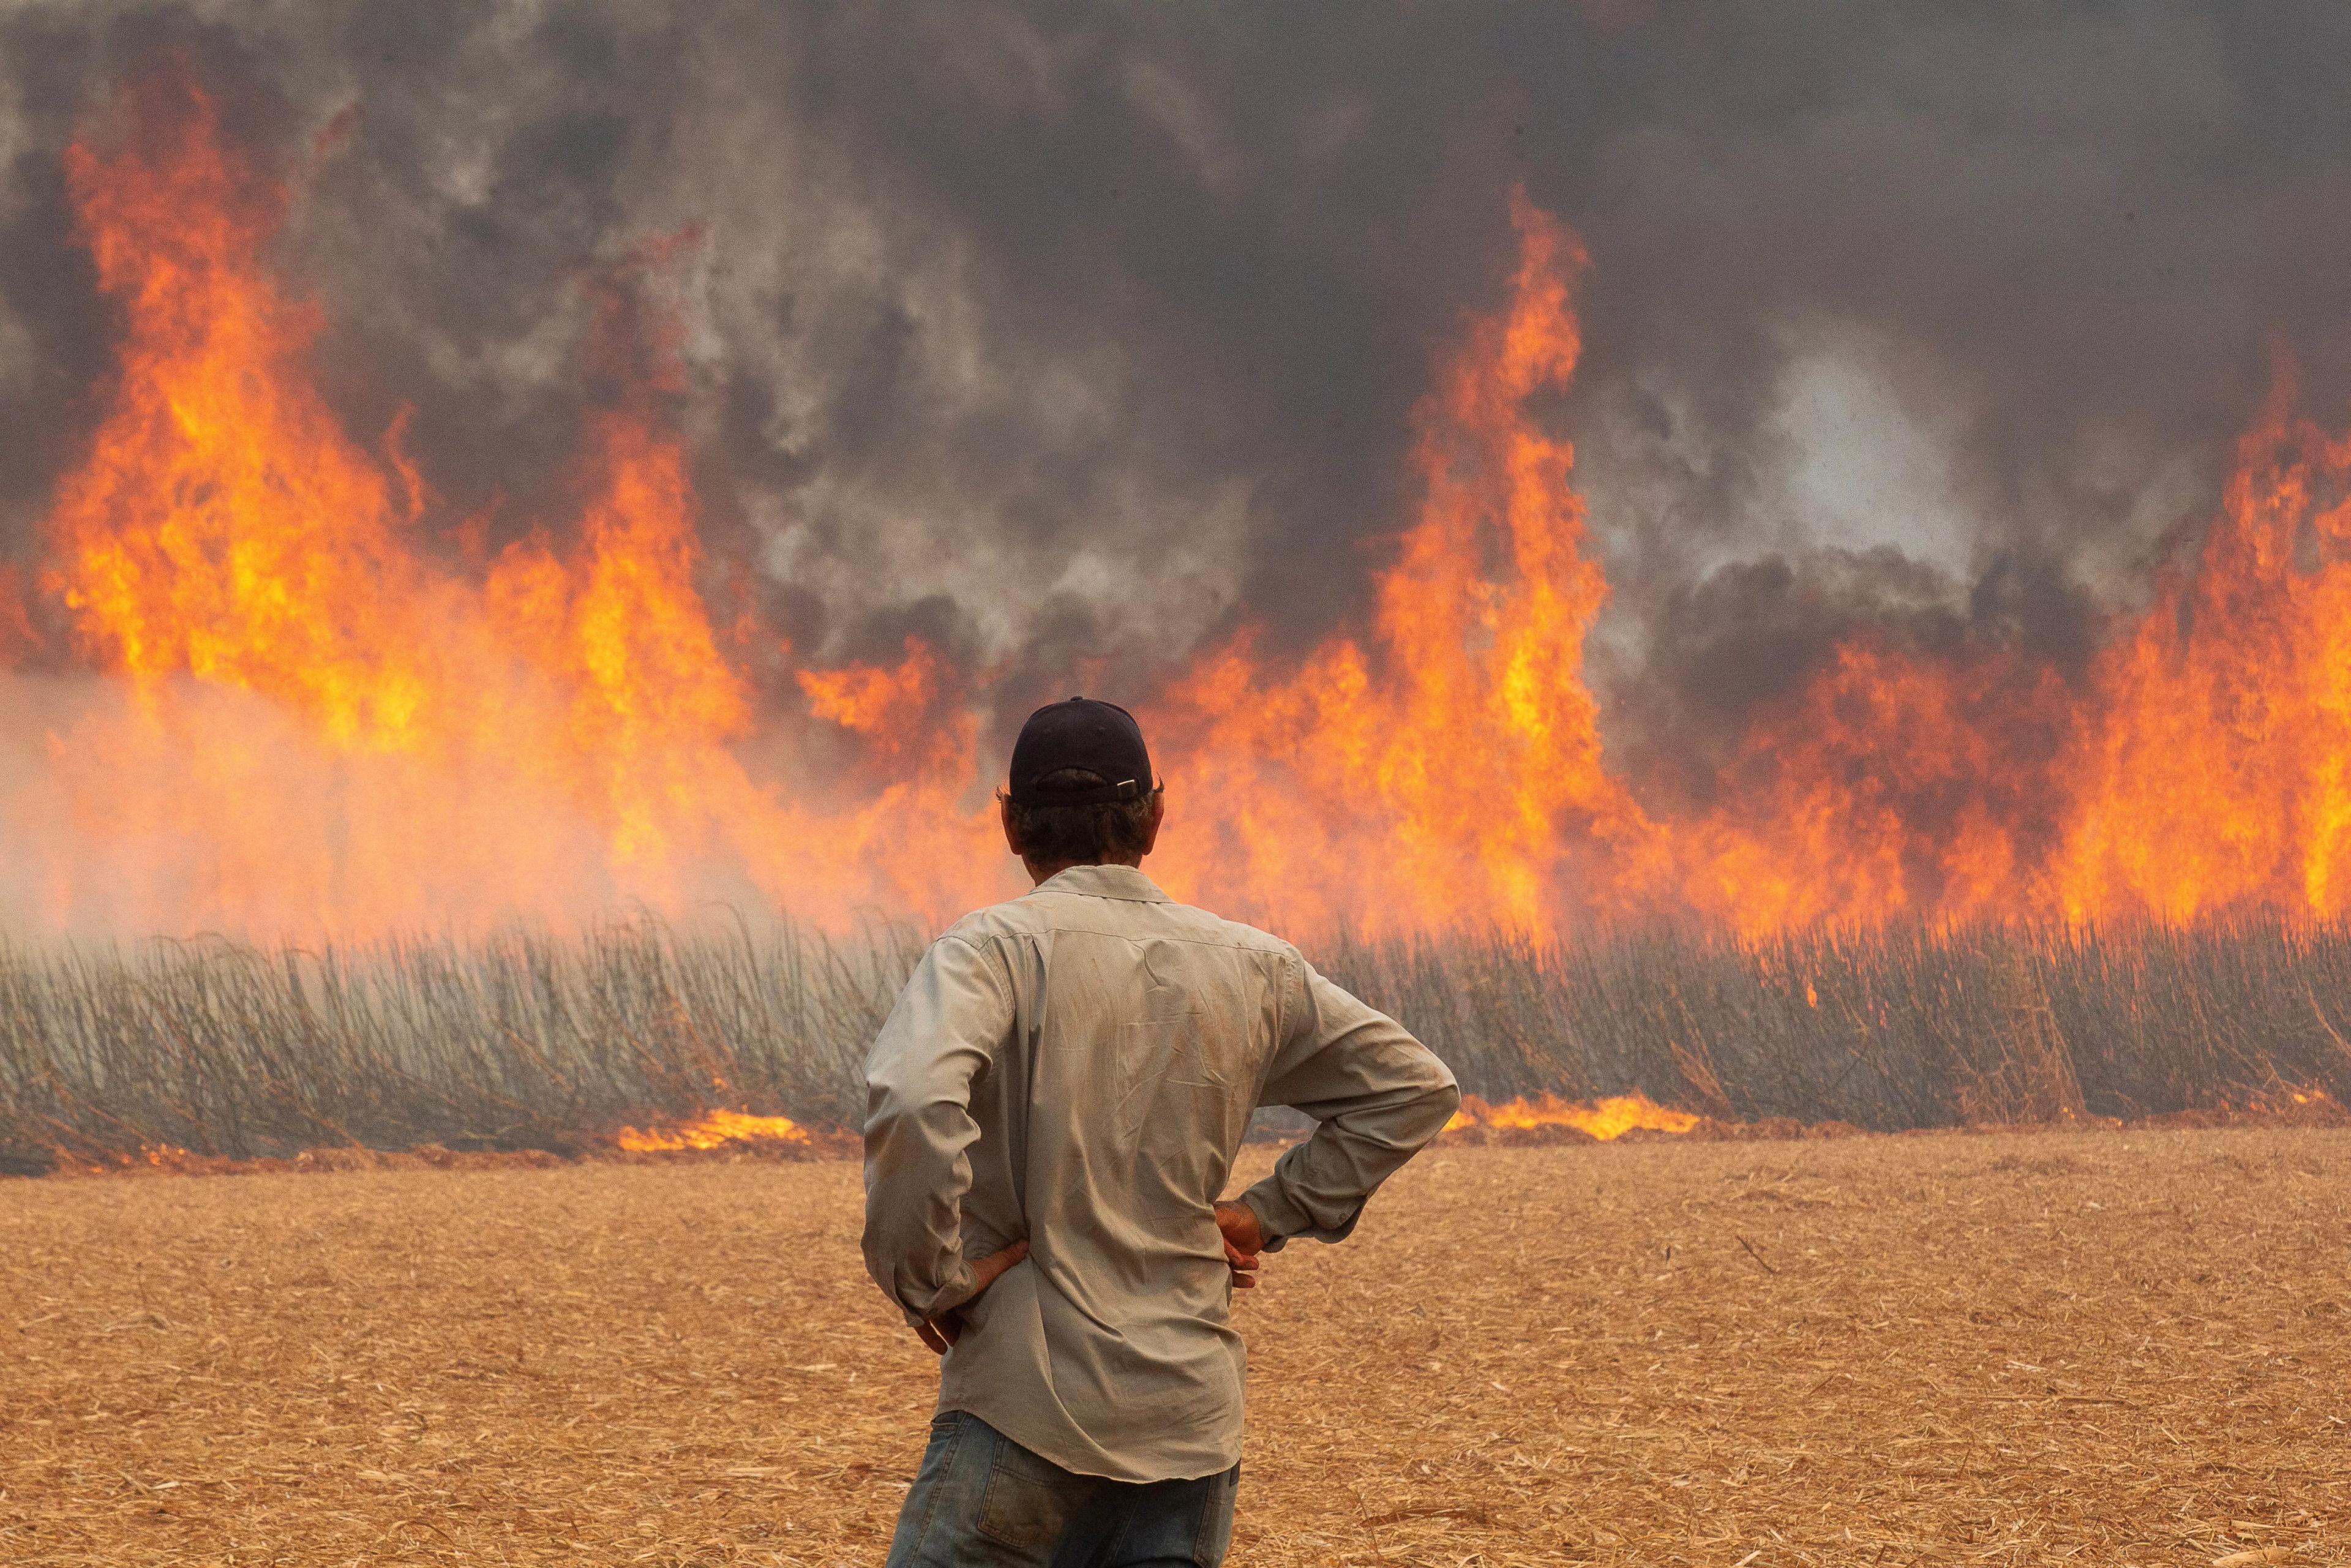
[
  {"x1": 3, "y1": 69, "x2": 1006, "y2": 937},
  {"x1": 12, "y1": 67, "x2": 2351, "y2": 945},
  {"x1": 1146, "y1": 190, "x2": 1658, "y2": 933},
  {"x1": 614, "y1": 1109, "x2": 809, "y2": 1152},
  {"x1": 1676, "y1": 364, "x2": 2351, "y2": 931},
  {"x1": 2044, "y1": 373, "x2": 2351, "y2": 924},
  {"x1": 1149, "y1": 178, "x2": 2351, "y2": 934},
  {"x1": 1674, "y1": 639, "x2": 2075, "y2": 932},
  {"x1": 1447, "y1": 1092, "x2": 1700, "y2": 1141}
]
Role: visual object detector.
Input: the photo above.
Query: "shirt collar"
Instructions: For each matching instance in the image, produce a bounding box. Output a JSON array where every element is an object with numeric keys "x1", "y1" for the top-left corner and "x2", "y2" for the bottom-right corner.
[{"x1": 1032, "y1": 863, "x2": 1172, "y2": 904}]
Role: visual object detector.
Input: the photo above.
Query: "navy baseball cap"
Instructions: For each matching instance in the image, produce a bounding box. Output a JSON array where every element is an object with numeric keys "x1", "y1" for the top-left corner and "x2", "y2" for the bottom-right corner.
[{"x1": 1006, "y1": 697, "x2": 1155, "y2": 807}]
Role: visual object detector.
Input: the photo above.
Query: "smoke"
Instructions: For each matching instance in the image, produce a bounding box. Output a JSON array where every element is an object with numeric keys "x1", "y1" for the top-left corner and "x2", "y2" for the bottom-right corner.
[{"x1": 1, "y1": 1, "x2": 2347, "y2": 779}]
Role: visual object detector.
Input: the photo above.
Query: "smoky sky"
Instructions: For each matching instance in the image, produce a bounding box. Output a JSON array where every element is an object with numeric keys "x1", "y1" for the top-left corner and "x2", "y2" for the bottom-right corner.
[{"x1": 2, "y1": 1, "x2": 2349, "y2": 776}]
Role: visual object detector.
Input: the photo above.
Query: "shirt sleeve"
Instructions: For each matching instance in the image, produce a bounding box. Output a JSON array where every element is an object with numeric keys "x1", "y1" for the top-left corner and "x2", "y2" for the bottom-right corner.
[
  {"x1": 861, "y1": 932, "x2": 1015, "y2": 1324},
  {"x1": 1235, "y1": 958, "x2": 1461, "y2": 1252}
]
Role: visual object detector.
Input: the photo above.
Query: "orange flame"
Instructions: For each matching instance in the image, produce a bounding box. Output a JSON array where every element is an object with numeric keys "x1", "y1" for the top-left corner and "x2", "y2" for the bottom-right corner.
[
  {"x1": 6, "y1": 70, "x2": 1006, "y2": 936},
  {"x1": 614, "y1": 1109, "x2": 808, "y2": 1153},
  {"x1": 1149, "y1": 179, "x2": 2351, "y2": 935},
  {"x1": 1146, "y1": 190, "x2": 1657, "y2": 934},
  {"x1": 1672, "y1": 362, "x2": 2351, "y2": 932},
  {"x1": 2045, "y1": 370, "x2": 2351, "y2": 924},
  {"x1": 1447, "y1": 1092, "x2": 1700, "y2": 1141}
]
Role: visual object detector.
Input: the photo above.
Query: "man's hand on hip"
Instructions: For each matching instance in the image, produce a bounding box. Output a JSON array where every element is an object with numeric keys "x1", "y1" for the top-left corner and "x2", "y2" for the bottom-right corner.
[
  {"x1": 915, "y1": 1238, "x2": 1029, "y2": 1356},
  {"x1": 1213, "y1": 1201, "x2": 1264, "y2": 1290}
]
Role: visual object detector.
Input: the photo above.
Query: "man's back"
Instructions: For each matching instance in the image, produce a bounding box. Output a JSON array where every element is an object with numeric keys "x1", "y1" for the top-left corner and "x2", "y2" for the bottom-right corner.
[{"x1": 863, "y1": 863, "x2": 1460, "y2": 1483}]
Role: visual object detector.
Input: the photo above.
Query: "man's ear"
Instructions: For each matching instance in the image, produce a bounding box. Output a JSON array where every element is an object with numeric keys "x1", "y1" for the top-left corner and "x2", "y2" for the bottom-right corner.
[
  {"x1": 1138, "y1": 788, "x2": 1166, "y2": 857},
  {"x1": 999, "y1": 793, "x2": 1024, "y2": 858}
]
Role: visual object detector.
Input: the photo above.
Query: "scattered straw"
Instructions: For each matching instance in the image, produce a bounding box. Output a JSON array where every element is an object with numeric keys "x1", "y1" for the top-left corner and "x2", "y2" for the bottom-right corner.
[{"x1": 3, "y1": 1125, "x2": 2347, "y2": 1564}]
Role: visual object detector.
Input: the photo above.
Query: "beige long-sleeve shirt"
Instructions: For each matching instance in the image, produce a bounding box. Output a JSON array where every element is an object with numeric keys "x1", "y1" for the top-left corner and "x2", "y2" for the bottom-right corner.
[{"x1": 861, "y1": 863, "x2": 1460, "y2": 1482}]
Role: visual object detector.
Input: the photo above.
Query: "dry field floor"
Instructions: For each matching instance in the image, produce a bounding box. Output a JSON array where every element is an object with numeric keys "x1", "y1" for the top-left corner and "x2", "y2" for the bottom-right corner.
[{"x1": 4, "y1": 1127, "x2": 2348, "y2": 1567}]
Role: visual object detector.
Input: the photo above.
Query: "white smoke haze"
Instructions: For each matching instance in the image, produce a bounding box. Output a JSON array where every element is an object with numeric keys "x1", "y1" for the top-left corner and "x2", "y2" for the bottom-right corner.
[{"x1": 0, "y1": 670, "x2": 791, "y2": 939}]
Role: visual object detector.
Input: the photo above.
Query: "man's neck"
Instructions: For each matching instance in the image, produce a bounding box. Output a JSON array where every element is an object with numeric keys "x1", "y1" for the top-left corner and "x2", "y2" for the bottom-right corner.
[{"x1": 1024, "y1": 855, "x2": 1146, "y2": 887}]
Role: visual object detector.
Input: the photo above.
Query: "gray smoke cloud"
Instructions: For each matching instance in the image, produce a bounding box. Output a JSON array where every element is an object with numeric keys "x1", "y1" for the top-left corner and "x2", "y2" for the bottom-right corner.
[{"x1": 2, "y1": 1, "x2": 2347, "y2": 780}]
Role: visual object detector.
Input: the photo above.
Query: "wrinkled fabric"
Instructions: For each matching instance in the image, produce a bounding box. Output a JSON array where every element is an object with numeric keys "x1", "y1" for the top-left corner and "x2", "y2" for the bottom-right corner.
[
  {"x1": 882, "y1": 1409, "x2": 1238, "y2": 1568},
  {"x1": 863, "y1": 863, "x2": 1460, "y2": 1482}
]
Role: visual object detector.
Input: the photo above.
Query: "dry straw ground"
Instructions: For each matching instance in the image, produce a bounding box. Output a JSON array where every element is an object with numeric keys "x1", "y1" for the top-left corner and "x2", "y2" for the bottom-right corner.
[{"x1": 4, "y1": 1128, "x2": 2347, "y2": 1567}]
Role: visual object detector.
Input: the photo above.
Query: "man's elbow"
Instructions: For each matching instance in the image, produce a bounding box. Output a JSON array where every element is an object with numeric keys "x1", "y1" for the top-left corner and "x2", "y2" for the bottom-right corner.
[
  {"x1": 1412, "y1": 1075, "x2": 1463, "y2": 1147},
  {"x1": 1331, "y1": 1065, "x2": 1460, "y2": 1157},
  {"x1": 860, "y1": 1090, "x2": 956, "y2": 1173},
  {"x1": 861, "y1": 1216, "x2": 958, "y2": 1322},
  {"x1": 860, "y1": 1073, "x2": 917, "y2": 1146}
]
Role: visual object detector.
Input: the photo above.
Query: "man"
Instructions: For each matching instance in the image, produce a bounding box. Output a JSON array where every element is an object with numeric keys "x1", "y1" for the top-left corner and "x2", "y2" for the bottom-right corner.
[{"x1": 862, "y1": 696, "x2": 1460, "y2": 1567}]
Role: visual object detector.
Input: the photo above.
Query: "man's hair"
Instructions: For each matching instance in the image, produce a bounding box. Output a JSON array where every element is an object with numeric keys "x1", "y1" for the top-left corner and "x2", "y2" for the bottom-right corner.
[{"x1": 1004, "y1": 768, "x2": 1162, "y2": 863}]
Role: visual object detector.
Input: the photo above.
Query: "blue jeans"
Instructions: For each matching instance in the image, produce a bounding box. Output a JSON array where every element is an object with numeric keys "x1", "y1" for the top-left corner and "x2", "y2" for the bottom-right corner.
[{"x1": 883, "y1": 1410, "x2": 1239, "y2": 1567}]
